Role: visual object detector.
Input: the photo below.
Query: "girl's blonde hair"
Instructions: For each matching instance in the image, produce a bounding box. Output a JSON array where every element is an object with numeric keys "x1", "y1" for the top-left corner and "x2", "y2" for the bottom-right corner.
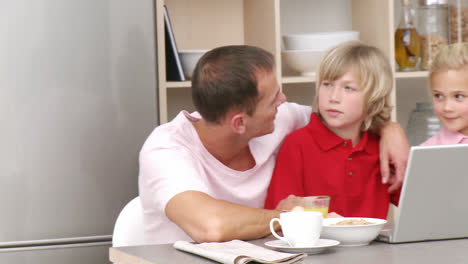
[
  {"x1": 313, "y1": 41, "x2": 393, "y2": 133},
  {"x1": 429, "y1": 42, "x2": 468, "y2": 80}
]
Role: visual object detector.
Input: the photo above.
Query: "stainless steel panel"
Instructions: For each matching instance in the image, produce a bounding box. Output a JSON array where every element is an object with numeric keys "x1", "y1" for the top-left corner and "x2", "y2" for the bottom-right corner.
[
  {"x1": 0, "y1": 0, "x2": 157, "y2": 242},
  {"x1": 0, "y1": 242, "x2": 111, "y2": 264}
]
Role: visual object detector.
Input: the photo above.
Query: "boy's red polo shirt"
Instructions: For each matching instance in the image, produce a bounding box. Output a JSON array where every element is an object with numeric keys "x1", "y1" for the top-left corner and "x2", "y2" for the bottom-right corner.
[{"x1": 265, "y1": 113, "x2": 400, "y2": 219}]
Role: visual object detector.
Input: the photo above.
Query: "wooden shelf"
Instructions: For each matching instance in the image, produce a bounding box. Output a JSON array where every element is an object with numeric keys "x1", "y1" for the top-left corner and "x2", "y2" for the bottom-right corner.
[
  {"x1": 166, "y1": 81, "x2": 191, "y2": 88},
  {"x1": 281, "y1": 75, "x2": 316, "y2": 84},
  {"x1": 395, "y1": 71, "x2": 429, "y2": 79},
  {"x1": 156, "y1": 0, "x2": 425, "y2": 124}
]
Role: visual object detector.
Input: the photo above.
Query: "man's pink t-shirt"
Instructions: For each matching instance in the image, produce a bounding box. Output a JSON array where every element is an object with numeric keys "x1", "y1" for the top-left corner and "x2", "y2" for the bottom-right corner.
[
  {"x1": 421, "y1": 127, "x2": 468, "y2": 146},
  {"x1": 138, "y1": 102, "x2": 310, "y2": 244}
]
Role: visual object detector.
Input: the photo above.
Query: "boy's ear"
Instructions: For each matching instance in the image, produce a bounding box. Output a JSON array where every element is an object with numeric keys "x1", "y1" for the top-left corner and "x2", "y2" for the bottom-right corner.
[{"x1": 231, "y1": 113, "x2": 247, "y2": 134}]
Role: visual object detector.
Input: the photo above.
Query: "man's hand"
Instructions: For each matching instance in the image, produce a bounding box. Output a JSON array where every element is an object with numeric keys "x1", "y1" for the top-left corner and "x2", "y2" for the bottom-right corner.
[{"x1": 379, "y1": 122, "x2": 410, "y2": 193}]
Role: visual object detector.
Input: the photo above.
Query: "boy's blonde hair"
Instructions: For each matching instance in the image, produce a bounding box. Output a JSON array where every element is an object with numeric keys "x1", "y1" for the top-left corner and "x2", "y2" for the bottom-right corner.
[
  {"x1": 313, "y1": 41, "x2": 393, "y2": 133},
  {"x1": 429, "y1": 42, "x2": 468, "y2": 80}
]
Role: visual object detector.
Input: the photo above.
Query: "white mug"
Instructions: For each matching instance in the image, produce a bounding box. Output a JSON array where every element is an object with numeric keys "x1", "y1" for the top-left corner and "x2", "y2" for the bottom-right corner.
[{"x1": 269, "y1": 211, "x2": 323, "y2": 247}]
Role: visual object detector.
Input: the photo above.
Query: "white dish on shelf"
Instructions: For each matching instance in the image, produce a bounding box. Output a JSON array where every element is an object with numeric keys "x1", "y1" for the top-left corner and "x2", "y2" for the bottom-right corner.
[
  {"x1": 321, "y1": 217, "x2": 387, "y2": 247},
  {"x1": 264, "y1": 239, "x2": 340, "y2": 254},
  {"x1": 282, "y1": 49, "x2": 325, "y2": 77},
  {"x1": 178, "y1": 49, "x2": 209, "y2": 79},
  {"x1": 283, "y1": 31, "x2": 359, "y2": 50}
]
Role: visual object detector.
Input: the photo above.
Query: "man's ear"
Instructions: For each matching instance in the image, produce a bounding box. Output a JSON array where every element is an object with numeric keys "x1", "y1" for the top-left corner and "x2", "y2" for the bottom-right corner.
[{"x1": 231, "y1": 113, "x2": 247, "y2": 134}]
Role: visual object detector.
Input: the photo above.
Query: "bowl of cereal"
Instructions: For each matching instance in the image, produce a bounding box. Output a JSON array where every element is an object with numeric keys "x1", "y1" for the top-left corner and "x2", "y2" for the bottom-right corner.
[{"x1": 321, "y1": 217, "x2": 387, "y2": 247}]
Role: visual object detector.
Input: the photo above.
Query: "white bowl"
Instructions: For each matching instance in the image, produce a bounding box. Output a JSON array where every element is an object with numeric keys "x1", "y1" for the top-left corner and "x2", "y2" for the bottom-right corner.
[
  {"x1": 282, "y1": 49, "x2": 325, "y2": 76},
  {"x1": 178, "y1": 49, "x2": 209, "y2": 79},
  {"x1": 283, "y1": 31, "x2": 359, "y2": 50},
  {"x1": 321, "y1": 217, "x2": 387, "y2": 247}
]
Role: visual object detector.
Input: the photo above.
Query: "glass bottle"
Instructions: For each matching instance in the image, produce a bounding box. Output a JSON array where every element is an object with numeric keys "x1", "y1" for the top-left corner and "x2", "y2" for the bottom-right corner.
[
  {"x1": 395, "y1": 0, "x2": 422, "y2": 71},
  {"x1": 406, "y1": 102, "x2": 442, "y2": 145},
  {"x1": 417, "y1": 0, "x2": 449, "y2": 70},
  {"x1": 448, "y1": 0, "x2": 468, "y2": 43}
]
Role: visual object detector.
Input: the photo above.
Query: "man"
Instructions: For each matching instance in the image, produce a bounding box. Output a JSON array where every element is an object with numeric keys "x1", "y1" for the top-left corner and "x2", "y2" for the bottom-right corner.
[{"x1": 139, "y1": 45, "x2": 408, "y2": 244}]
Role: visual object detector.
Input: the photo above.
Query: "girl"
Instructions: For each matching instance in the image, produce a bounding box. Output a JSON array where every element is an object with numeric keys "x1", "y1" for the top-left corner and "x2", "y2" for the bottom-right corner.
[
  {"x1": 264, "y1": 41, "x2": 400, "y2": 219},
  {"x1": 421, "y1": 42, "x2": 468, "y2": 145}
]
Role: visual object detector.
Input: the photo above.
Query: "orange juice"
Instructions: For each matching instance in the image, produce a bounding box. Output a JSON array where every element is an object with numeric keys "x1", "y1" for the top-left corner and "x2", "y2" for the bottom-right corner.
[{"x1": 304, "y1": 206, "x2": 329, "y2": 218}]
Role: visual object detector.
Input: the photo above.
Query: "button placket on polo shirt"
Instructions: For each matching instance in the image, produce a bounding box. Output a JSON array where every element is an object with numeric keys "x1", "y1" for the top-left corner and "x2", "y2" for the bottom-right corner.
[
  {"x1": 342, "y1": 140, "x2": 354, "y2": 177},
  {"x1": 347, "y1": 155, "x2": 354, "y2": 177},
  {"x1": 345, "y1": 145, "x2": 363, "y2": 197}
]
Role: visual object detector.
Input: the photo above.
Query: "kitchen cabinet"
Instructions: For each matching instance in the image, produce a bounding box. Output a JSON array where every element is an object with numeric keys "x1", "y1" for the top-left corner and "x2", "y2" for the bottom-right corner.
[{"x1": 155, "y1": 0, "x2": 430, "y2": 125}]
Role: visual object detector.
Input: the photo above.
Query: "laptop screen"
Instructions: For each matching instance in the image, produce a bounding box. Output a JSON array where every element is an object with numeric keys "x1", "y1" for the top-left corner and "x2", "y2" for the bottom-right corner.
[{"x1": 381, "y1": 144, "x2": 468, "y2": 243}]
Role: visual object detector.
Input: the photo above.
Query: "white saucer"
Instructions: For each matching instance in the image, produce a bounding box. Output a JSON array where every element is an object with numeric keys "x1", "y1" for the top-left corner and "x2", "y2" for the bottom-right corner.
[{"x1": 264, "y1": 239, "x2": 340, "y2": 254}]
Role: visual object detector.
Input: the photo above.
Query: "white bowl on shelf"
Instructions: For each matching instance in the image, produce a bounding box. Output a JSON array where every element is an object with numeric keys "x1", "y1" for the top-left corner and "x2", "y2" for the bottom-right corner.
[
  {"x1": 283, "y1": 31, "x2": 359, "y2": 50},
  {"x1": 321, "y1": 217, "x2": 387, "y2": 247},
  {"x1": 282, "y1": 49, "x2": 325, "y2": 76},
  {"x1": 178, "y1": 49, "x2": 209, "y2": 79}
]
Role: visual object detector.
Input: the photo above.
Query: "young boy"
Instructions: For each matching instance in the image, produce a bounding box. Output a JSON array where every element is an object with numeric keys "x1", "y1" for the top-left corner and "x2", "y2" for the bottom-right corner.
[
  {"x1": 264, "y1": 41, "x2": 400, "y2": 219},
  {"x1": 421, "y1": 42, "x2": 468, "y2": 145}
]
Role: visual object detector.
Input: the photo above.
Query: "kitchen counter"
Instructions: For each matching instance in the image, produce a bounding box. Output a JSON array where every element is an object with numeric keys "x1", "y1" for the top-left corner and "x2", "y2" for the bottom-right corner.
[{"x1": 109, "y1": 237, "x2": 468, "y2": 264}]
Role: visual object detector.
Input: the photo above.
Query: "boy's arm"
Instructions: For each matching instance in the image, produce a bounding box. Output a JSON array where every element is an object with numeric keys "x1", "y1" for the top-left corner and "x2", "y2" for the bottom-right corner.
[{"x1": 379, "y1": 121, "x2": 410, "y2": 194}]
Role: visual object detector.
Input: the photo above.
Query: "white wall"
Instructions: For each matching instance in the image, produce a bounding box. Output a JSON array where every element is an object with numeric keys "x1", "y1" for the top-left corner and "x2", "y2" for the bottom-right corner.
[{"x1": 280, "y1": 0, "x2": 353, "y2": 35}]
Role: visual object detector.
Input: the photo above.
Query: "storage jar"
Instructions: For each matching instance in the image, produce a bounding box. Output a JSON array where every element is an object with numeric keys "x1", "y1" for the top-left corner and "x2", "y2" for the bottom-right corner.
[
  {"x1": 406, "y1": 102, "x2": 442, "y2": 145},
  {"x1": 417, "y1": 0, "x2": 449, "y2": 70},
  {"x1": 449, "y1": 0, "x2": 468, "y2": 43}
]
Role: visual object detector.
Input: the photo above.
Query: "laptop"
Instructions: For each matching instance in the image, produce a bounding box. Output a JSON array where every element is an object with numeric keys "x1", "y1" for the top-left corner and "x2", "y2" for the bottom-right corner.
[{"x1": 377, "y1": 144, "x2": 468, "y2": 243}]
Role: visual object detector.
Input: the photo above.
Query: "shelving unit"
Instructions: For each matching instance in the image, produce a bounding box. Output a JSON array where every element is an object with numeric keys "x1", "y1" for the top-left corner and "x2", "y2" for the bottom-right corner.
[{"x1": 155, "y1": 0, "x2": 429, "y2": 124}]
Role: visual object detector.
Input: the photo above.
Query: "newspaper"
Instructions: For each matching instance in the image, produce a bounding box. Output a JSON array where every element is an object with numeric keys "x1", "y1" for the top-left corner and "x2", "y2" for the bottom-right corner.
[{"x1": 174, "y1": 240, "x2": 306, "y2": 264}]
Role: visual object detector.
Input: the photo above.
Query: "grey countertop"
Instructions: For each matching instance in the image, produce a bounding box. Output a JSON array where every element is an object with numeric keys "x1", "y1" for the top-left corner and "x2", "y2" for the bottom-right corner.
[{"x1": 109, "y1": 237, "x2": 468, "y2": 264}]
